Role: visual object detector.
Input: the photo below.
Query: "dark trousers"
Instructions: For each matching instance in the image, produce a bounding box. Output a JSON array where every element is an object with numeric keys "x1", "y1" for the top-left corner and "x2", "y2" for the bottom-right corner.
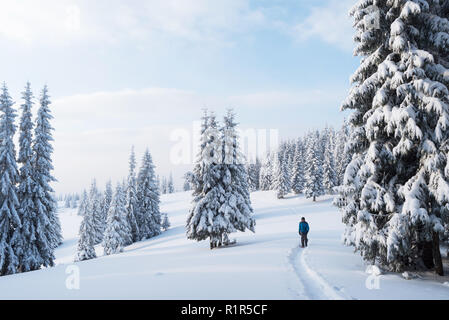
[{"x1": 300, "y1": 233, "x2": 308, "y2": 247}]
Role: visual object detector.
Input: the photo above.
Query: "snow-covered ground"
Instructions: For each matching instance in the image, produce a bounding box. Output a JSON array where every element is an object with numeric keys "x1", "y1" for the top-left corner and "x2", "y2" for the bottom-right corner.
[{"x1": 0, "y1": 190, "x2": 448, "y2": 299}]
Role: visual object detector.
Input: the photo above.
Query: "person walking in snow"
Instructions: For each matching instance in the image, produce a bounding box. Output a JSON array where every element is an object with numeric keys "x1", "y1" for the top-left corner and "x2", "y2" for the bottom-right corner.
[{"x1": 298, "y1": 217, "x2": 309, "y2": 248}]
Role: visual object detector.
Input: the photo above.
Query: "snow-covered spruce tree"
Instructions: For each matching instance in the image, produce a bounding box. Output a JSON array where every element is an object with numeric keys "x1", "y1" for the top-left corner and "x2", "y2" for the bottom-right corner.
[
  {"x1": 101, "y1": 180, "x2": 113, "y2": 221},
  {"x1": 65, "y1": 195, "x2": 71, "y2": 208},
  {"x1": 272, "y1": 151, "x2": 290, "y2": 199},
  {"x1": 183, "y1": 172, "x2": 192, "y2": 191},
  {"x1": 336, "y1": 0, "x2": 449, "y2": 275},
  {"x1": 246, "y1": 158, "x2": 261, "y2": 192},
  {"x1": 76, "y1": 198, "x2": 97, "y2": 261},
  {"x1": 125, "y1": 147, "x2": 139, "y2": 243},
  {"x1": 284, "y1": 142, "x2": 295, "y2": 192},
  {"x1": 136, "y1": 149, "x2": 161, "y2": 240},
  {"x1": 71, "y1": 196, "x2": 77, "y2": 208},
  {"x1": 0, "y1": 84, "x2": 21, "y2": 275},
  {"x1": 78, "y1": 190, "x2": 88, "y2": 216},
  {"x1": 323, "y1": 133, "x2": 338, "y2": 193},
  {"x1": 304, "y1": 131, "x2": 325, "y2": 202},
  {"x1": 254, "y1": 157, "x2": 262, "y2": 190},
  {"x1": 186, "y1": 111, "x2": 227, "y2": 248},
  {"x1": 13, "y1": 82, "x2": 54, "y2": 272},
  {"x1": 87, "y1": 179, "x2": 105, "y2": 245},
  {"x1": 291, "y1": 139, "x2": 305, "y2": 194},
  {"x1": 187, "y1": 109, "x2": 210, "y2": 193},
  {"x1": 334, "y1": 120, "x2": 351, "y2": 186},
  {"x1": 103, "y1": 183, "x2": 131, "y2": 255},
  {"x1": 161, "y1": 176, "x2": 167, "y2": 194},
  {"x1": 259, "y1": 152, "x2": 274, "y2": 191},
  {"x1": 31, "y1": 86, "x2": 62, "y2": 249},
  {"x1": 218, "y1": 110, "x2": 255, "y2": 245},
  {"x1": 162, "y1": 213, "x2": 170, "y2": 231},
  {"x1": 168, "y1": 173, "x2": 175, "y2": 193}
]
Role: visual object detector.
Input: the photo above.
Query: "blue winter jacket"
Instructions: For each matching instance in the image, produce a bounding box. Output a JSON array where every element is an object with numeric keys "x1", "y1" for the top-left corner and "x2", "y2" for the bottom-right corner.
[{"x1": 299, "y1": 221, "x2": 309, "y2": 234}]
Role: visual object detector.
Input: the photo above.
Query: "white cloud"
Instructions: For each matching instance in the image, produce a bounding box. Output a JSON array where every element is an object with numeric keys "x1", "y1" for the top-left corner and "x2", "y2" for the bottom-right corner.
[
  {"x1": 0, "y1": 0, "x2": 268, "y2": 46},
  {"x1": 0, "y1": 1, "x2": 78, "y2": 43},
  {"x1": 0, "y1": 0, "x2": 355, "y2": 50},
  {"x1": 228, "y1": 89, "x2": 341, "y2": 109},
  {"x1": 293, "y1": 0, "x2": 354, "y2": 51}
]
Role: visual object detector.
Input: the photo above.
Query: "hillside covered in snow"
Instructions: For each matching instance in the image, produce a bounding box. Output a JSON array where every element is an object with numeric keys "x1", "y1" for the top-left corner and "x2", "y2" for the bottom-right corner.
[{"x1": 0, "y1": 191, "x2": 448, "y2": 300}]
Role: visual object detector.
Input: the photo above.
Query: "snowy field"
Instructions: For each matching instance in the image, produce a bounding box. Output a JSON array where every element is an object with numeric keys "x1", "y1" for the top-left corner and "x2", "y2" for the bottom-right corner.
[{"x1": 0, "y1": 190, "x2": 448, "y2": 300}]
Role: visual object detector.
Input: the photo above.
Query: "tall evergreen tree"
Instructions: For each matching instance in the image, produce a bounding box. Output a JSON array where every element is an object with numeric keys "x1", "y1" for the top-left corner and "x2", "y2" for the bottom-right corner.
[
  {"x1": 161, "y1": 176, "x2": 167, "y2": 194},
  {"x1": 0, "y1": 84, "x2": 21, "y2": 275},
  {"x1": 219, "y1": 110, "x2": 255, "y2": 244},
  {"x1": 291, "y1": 139, "x2": 305, "y2": 194},
  {"x1": 247, "y1": 158, "x2": 261, "y2": 192},
  {"x1": 334, "y1": 120, "x2": 351, "y2": 186},
  {"x1": 187, "y1": 110, "x2": 255, "y2": 248},
  {"x1": 272, "y1": 151, "x2": 289, "y2": 199},
  {"x1": 103, "y1": 183, "x2": 130, "y2": 255},
  {"x1": 187, "y1": 111, "x2": 226, "y2": 248},
  {"x1": 87, "y1": 179, "x2": 104, "y2": 245},
  {"x1": 322, "y1": 132, "x2": 337, "y2": 193},
  {"x1": 65, "y1": 195, "x2": 71, "y2": 208},
  {"x1": 125, "y1": 146, "x2": 139, "y2": 243},
  {"x1": 32, "y1": 85, "x2": 62, "y2": 249},
  {"x1": 136, "y1": 149, "x2": 161, "y2": 240},
  {"x1": 13, "y1": 82, "x2": 54, "y2": 272},
  {"x1": 259, "y1": 152, "x2": 274, "y2": 191},
  {"x1": 167, "y1": 173, "x2": 175, "y2": 193},
  {"x1": 336, "y1": 0, "x2": 449, "y2": 275},
  {"x1": 101, "y1": 180, "x2": 113, "y2": 221},
  {"x1": 71, "y1": 196, "x2": 77, "y2": 208},
  {"x1": 304, "y1": 132, "x2": 324, "y2": 201},
  {"x1": 183, "y1": 172, "x2": 192, "y2": 191},
  {"x1": 76, "y1": 198, "x2": 97, "y2": 261},
  {"x1": 78, "y1": 189, "x2": 88, "y2": 216}
]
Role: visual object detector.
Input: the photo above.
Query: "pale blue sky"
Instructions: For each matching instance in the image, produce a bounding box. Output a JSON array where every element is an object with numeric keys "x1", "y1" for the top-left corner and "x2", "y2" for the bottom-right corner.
[{"x1": 0, "y1": 0, "x2": 358, "y2": 193}]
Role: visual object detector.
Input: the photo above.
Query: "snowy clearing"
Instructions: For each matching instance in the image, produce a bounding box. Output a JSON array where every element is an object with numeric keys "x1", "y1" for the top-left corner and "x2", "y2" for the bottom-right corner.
[{"x1": 0, "y1": 191, "x2": 448, "y2": 300}]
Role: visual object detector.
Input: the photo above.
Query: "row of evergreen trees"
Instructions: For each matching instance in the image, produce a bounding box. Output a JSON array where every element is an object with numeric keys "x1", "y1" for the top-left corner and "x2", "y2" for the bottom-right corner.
[
  {"x1": 76, "y1": 147, "x2": 168, "y2": 260},
  {"x1": 0, "y1": 83, "x2": 61, "y2": 276},
  {"x1": 158, "y1": 173, "x2": 175, "y2": 194},
  {"x1": 246, "y1": 123, "x2": 350, "y2": 200},
  {"x1": 62, "y1": 193, "x2": 80, "y2": 209},
  {"x1": 336, "y1": 0, "x2": 449, "y2": 275},
  {"x1": 186, "y1": 110, "x2": 256, "y2": 249}
]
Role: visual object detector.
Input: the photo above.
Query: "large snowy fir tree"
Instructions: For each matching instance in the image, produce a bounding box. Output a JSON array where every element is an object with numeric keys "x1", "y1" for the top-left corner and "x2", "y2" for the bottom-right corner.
[
  {"x1": 304, "y1": 132, "x2": 325, "y2": 202},
  {"x1": 272, "y1": 151, "x2": 290, "y2": 199},
  {"x1": 136, "y1": 149, "x2": 161, "y2": 240},
  {"x1": 101, "y1": 180, "x2": 113, "y2": 221},
  {"x1": 335, "y1": 0, "x2": 449, "y2": 275},
  {"x1": 125, "y1": 146, "x2": 140, "y2": 243},
  {"x1": 13, "y1": 83, "x2": 54, "y2": 272},
  {"x1": 32, "y1": 86, "x2": 62, "y2": 250},
  {"x1": 87, "y1": 179, "x2": 104, "y2": 245},
  {"x1": 78, "y1": 190, "x2": 88, "y2": 216},
  {"x1": 103, "y1": 183, "x2": 131, "y2": 255},
  {"x1": 220, "y1": 110, "x2": 256, "y2": 243},
  {"x1": 0, "y1": 83, "x2": 61, "y2": 276},
  {"x1": 291, "y1": 139, "x2": 305, "y2": 194},
  {"x1": 0, "y1": 84, "x2": 22, "y2": 275},
  {"x1": 76, "y1": 197, "x2": 97, "y2": 261},
  {"x1": 186, "y1": 110, "x2": 255, "y2": 249}
]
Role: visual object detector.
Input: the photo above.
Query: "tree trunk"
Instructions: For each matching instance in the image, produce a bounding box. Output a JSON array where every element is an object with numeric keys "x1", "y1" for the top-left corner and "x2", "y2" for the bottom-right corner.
[
  {"x1": 422, "y1": 241, "x2": 434, "y2": 270},
  {"x1": 432, "y1": 231, "x2": 444, "y2": 276},
  {"x1": 313, "y1": 195, "x2": 316, "y2": 202}
]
